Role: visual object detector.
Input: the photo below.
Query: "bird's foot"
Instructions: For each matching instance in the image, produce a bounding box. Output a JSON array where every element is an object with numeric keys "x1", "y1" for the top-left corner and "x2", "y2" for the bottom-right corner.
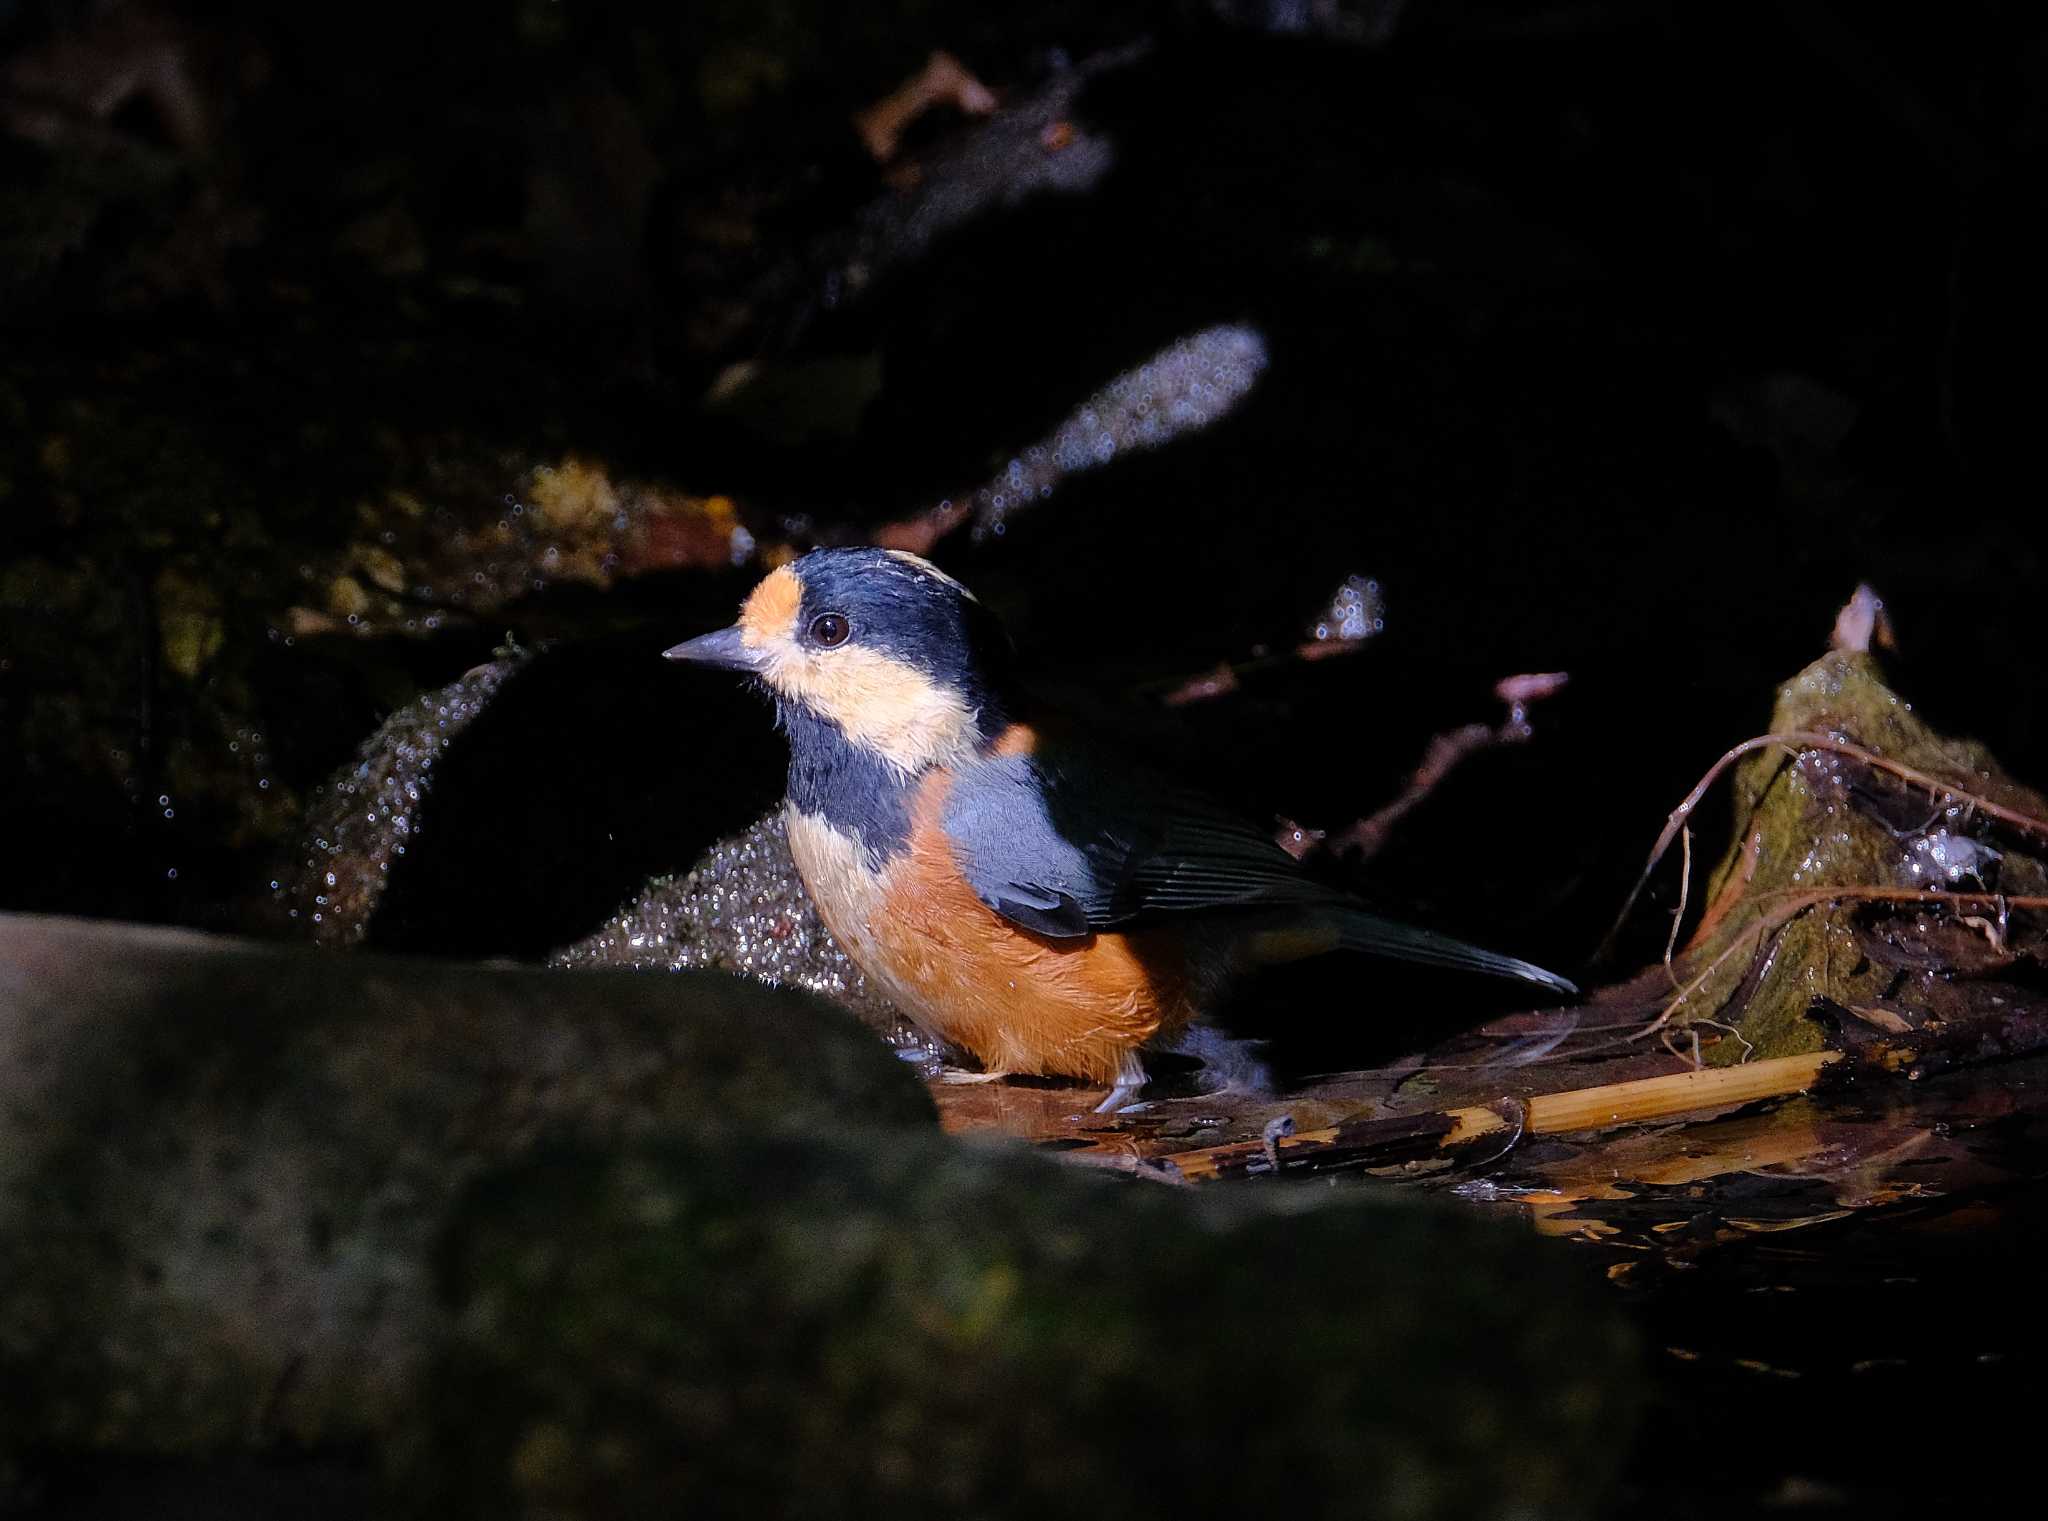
[
  {"x1": 936, "y1": 1067, "x2": 1008, "y2": 1086},
  {"x1": 1092, "y1": 1053, "x2": 1149, "y2": 1113},
  {"x1": 1093, "y1": 1084, "x2": 1143, "y2": 1113}
]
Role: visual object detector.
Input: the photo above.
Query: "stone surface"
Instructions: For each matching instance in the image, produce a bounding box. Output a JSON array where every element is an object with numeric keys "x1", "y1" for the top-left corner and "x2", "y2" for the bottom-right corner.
[
  {"x1": 551, "y1": 810, "x2": 928, "y2": 1053},
  {"x1": 0, "y1": 912, "x2": 932, "y2": 1459},
  {"x1": 417, "y1": 1132, "x2": 1638, "y2": 1520},
  {"x1": 1, "y1": 912, "x2": 1639, "y2": 1519},
  {"x1": 288, "y1": 656, "x2": 529, "y2": 946},
  {"x1": 1675, "y1": 651, "x2": 2048, "y2": 1060}
]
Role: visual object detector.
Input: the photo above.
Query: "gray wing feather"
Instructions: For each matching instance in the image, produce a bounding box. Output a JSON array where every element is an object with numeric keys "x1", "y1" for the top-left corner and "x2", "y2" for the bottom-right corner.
[
  {"x1": 940, "y1": 753, "x2": 1100, "y2": 938},
  {"x1": 940, "y1": 745, "x2": 1577, "y2": 997},
  {"x1": 937, "y1": 749, "x2": 1572, "y2": 998},
  {"x1": 941, "y1": 750, "x2": 1308, "y2": 935}
]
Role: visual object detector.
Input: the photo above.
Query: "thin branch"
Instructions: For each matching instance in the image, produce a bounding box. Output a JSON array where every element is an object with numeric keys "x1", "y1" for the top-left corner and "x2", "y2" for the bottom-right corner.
[
  {"x1": 1746, "y1": 886, "x2": 2048, "y2": 913},
  {"x1": 1334, "y1": 673, "x2": 1568, "y2": 860},
  {"x1": 1630, "y1": 894, "x2": 1813, "y2": 1042},
  {"x1": 1601, "y1": 730, "x2": 2048, "y2": 955},
  {"x1": 1663, "y1": 824, "x2": 1692, "y2": 992},
  {"x1": 1632, "y1": 883, "x2": 2048, "y2": 1044}
]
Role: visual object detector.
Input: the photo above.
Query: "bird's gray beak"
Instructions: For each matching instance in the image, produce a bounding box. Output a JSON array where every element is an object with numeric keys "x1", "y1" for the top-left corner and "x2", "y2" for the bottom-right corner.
[{"x1": 662, "y1": 625, "x2": 766, "y2": 672}]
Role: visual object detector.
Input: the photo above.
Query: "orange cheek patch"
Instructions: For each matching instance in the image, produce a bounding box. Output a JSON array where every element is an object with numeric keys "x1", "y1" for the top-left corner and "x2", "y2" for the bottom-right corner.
[
  {"x1": 990, "y1": 723, "x2": 1037, "y2": 759},
  {"x1": 738, "y1": 565, "x2": 802, "y2": 646}
]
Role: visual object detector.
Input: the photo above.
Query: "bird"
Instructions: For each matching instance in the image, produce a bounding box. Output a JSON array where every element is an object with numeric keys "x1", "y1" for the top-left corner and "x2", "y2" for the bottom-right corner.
[{"x1": 665, "y1": 547, "x2": 1575, "y2": 1109}]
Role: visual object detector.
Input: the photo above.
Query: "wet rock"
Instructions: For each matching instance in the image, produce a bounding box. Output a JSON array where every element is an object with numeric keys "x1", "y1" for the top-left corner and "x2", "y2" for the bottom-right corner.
[
  {"x1": 761, "y1": 48, "x2": 1129, "y2": 355},
  {"x1": 3, "y1": 912, "x2": 1638, "y2": 1518},
  {"x1": 293, "y1": 461, "x2": 754, "y2": 642},
  {"x1": 550, "y1": 811, "x2": 927, "y2": 1054},
  {"x1": 0, "y1": 912, "x2": 933, "y2": 1462},
  {"x1": 873, "y1": 323, "x2": 1271, "y2": 553},
  {"x1": 0, "y1": 323, "x2": 656, "y2": 932},
  {"x1": 287, "y1": 661, "x2": 919, "y2": 1044},
  {"x1": 966, "y1": 323, "x2": 1268, "y2": 540},
  {"x1": 1670, "y1": 650, "x2": 2048, "y2": 1060},
  {"x1": 288, "y1": 656, "x2": 530, "y2": 946},
  {"x1": 416, "y1": 1132, "x2": 1637, "y2": 1520}
]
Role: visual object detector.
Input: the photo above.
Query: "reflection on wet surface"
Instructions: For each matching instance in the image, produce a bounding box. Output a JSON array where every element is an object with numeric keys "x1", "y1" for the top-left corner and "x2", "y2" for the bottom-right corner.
[{"x1": 936, "y1": 1012, "x2": 2048, "y2": 1514}]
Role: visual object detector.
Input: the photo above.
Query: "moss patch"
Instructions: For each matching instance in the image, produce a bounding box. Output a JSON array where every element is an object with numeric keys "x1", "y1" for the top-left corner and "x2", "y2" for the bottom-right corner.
[{"x1": 1670, "y1": 652, "x2": 2048, "y2": 1061}]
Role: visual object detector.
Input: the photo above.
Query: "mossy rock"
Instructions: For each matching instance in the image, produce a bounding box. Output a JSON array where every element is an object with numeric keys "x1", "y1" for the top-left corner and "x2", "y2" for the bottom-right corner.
[
  {"x1": 416, "y1": 1133, "x2": 1639, "y2": 1521},
  {"x1": 1675, "y1": 651, "x2": 2048, "y2": 1060},
  {"x1": 0, "y1": 913, "x2": 932, "y2": 1460},
  {"x1": 2, "y1": 912, "x2": 1639, "y2": 1517}
]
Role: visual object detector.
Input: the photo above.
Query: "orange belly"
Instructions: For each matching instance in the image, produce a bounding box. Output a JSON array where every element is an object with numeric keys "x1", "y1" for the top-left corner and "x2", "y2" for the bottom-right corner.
[{"x1": 785, "y1": 788, "x2": 1195, "y2": 1086}]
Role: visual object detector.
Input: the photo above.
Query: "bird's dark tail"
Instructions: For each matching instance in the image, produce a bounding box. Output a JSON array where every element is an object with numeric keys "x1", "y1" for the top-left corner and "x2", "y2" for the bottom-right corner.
[{"x1": 1244, "y1": 904, "x2": 1578, "y2": 999}]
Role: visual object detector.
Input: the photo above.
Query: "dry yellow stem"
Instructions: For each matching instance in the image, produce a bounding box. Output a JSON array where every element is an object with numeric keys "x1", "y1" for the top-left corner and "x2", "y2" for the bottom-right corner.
[
  {"x1": 1519, "y1": 1052, "x2": 1837, "y2": 1132},
  {"x1": 1167, "y1": 1052, "x2": 1840, "y2": 1182}
]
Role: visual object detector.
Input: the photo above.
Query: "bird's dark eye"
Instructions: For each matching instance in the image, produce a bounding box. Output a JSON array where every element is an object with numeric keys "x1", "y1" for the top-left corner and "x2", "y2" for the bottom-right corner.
[{"x1": 809, "y1": 612, "x2": 850, "y2": 648}]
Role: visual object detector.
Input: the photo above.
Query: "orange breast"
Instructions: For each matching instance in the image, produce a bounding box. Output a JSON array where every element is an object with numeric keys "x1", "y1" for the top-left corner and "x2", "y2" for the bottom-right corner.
[{"x1": 861, "y1": 770, "x2": 1195, "y2": 1085}]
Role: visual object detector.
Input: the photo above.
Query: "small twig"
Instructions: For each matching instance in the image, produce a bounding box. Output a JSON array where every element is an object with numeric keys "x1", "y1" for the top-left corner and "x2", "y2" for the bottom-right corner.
[
  {"x1": 852, "y1": 49, "x2": 996, "y2": 164},
  {"x1": 1149, "y1": 641, "x2": 1362, "y2": 708},
  {"x1": 1745, "y1": 886, "x2": 2048, "y2": 913},
  {"x1": 1660, "y1": 1025, "x2": 1702, "y2": 1069},
  {"x1": 1634, "y1": 883, "x2": 2048, "y2": 1044},
  {"x1": 1339, "y1": 723, "x2": 1493, "y2": 859},
  {"x1": 1693, "y1": 1017, "x2": 1757, "y2": 1064},
  {"x1": 1631, "y1": 893, "x2": 1823, "y2": 1041},
  {"x1": 1465, "y1": 1097, "x2": 1528, "y2": 1169},
  {"x1": 1335, "y1": 673, "x2": 1568, "y2": 860},
  {"x1": 1663, "y1": 824, "x2": 1693, "y2": 992},
  {"x1": 1602, "y1": 730, "x2": 2048, "y2": 955},
  {"x1": 872, "y1": 498, "x2": 974, "y2": 555},
  {"x1": 1688, "y1": 826, "x2": 1763, "y2": 948}
]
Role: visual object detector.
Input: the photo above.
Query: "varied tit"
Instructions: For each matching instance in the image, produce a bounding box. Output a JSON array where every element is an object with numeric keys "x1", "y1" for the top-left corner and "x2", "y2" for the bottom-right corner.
[{"x1": 666, "y1": 547, "x2": 1575, "y2": 1109}]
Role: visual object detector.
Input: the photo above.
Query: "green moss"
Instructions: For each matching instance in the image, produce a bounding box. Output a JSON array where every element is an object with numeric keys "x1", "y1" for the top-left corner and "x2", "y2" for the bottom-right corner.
[
  {"x1": 1674, "y1": 652, "x2": 2048, "y2": 1061},
  {"x1": 155, "y1": 565, "x2": 226, "y2": 681},
  {"x1": 414, "y1": 1133, "x2": 1638, "y2": 1520},
  {"x1": 0, "y1": 917, "x2": 935, "y2": 1458},
  {"x1": 3, "y1": 916, "x2": 1637, "y2": 1517}
]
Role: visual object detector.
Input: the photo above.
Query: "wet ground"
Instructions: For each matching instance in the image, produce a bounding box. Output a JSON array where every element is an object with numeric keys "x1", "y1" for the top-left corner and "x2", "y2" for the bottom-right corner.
[
  {"x1": 1593, "y1": 1076, "x2": 2048, "y2": 1516},
  {"x1": 934, "y1": 1019, "x2": 2048, "y2": 1515}
]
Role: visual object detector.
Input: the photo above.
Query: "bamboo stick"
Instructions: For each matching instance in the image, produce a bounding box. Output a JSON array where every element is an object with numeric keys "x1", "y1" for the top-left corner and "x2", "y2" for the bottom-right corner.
[
  {"x1": 1164, "y1": 1051, "x2": 1841, "y2": 1182},
  {"x1": 1521, "y1": 1051, "x2": 1838, "y2": 1132}
]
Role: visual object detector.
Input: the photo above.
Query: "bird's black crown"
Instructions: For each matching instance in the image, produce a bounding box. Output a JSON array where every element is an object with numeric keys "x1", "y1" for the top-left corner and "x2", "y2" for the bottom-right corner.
[{"x1": 791, "y1": 548, "x2": 1014, "y2": 721}]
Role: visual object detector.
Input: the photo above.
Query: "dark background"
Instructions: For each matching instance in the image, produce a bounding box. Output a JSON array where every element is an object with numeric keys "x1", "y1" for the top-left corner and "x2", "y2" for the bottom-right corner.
[
  {"x1": 4, "y1": 0, "x2": 2043, "y2": 967},
  {"x1": 4, "y1": 4, "x2": 2046, "y2": 1512}
]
